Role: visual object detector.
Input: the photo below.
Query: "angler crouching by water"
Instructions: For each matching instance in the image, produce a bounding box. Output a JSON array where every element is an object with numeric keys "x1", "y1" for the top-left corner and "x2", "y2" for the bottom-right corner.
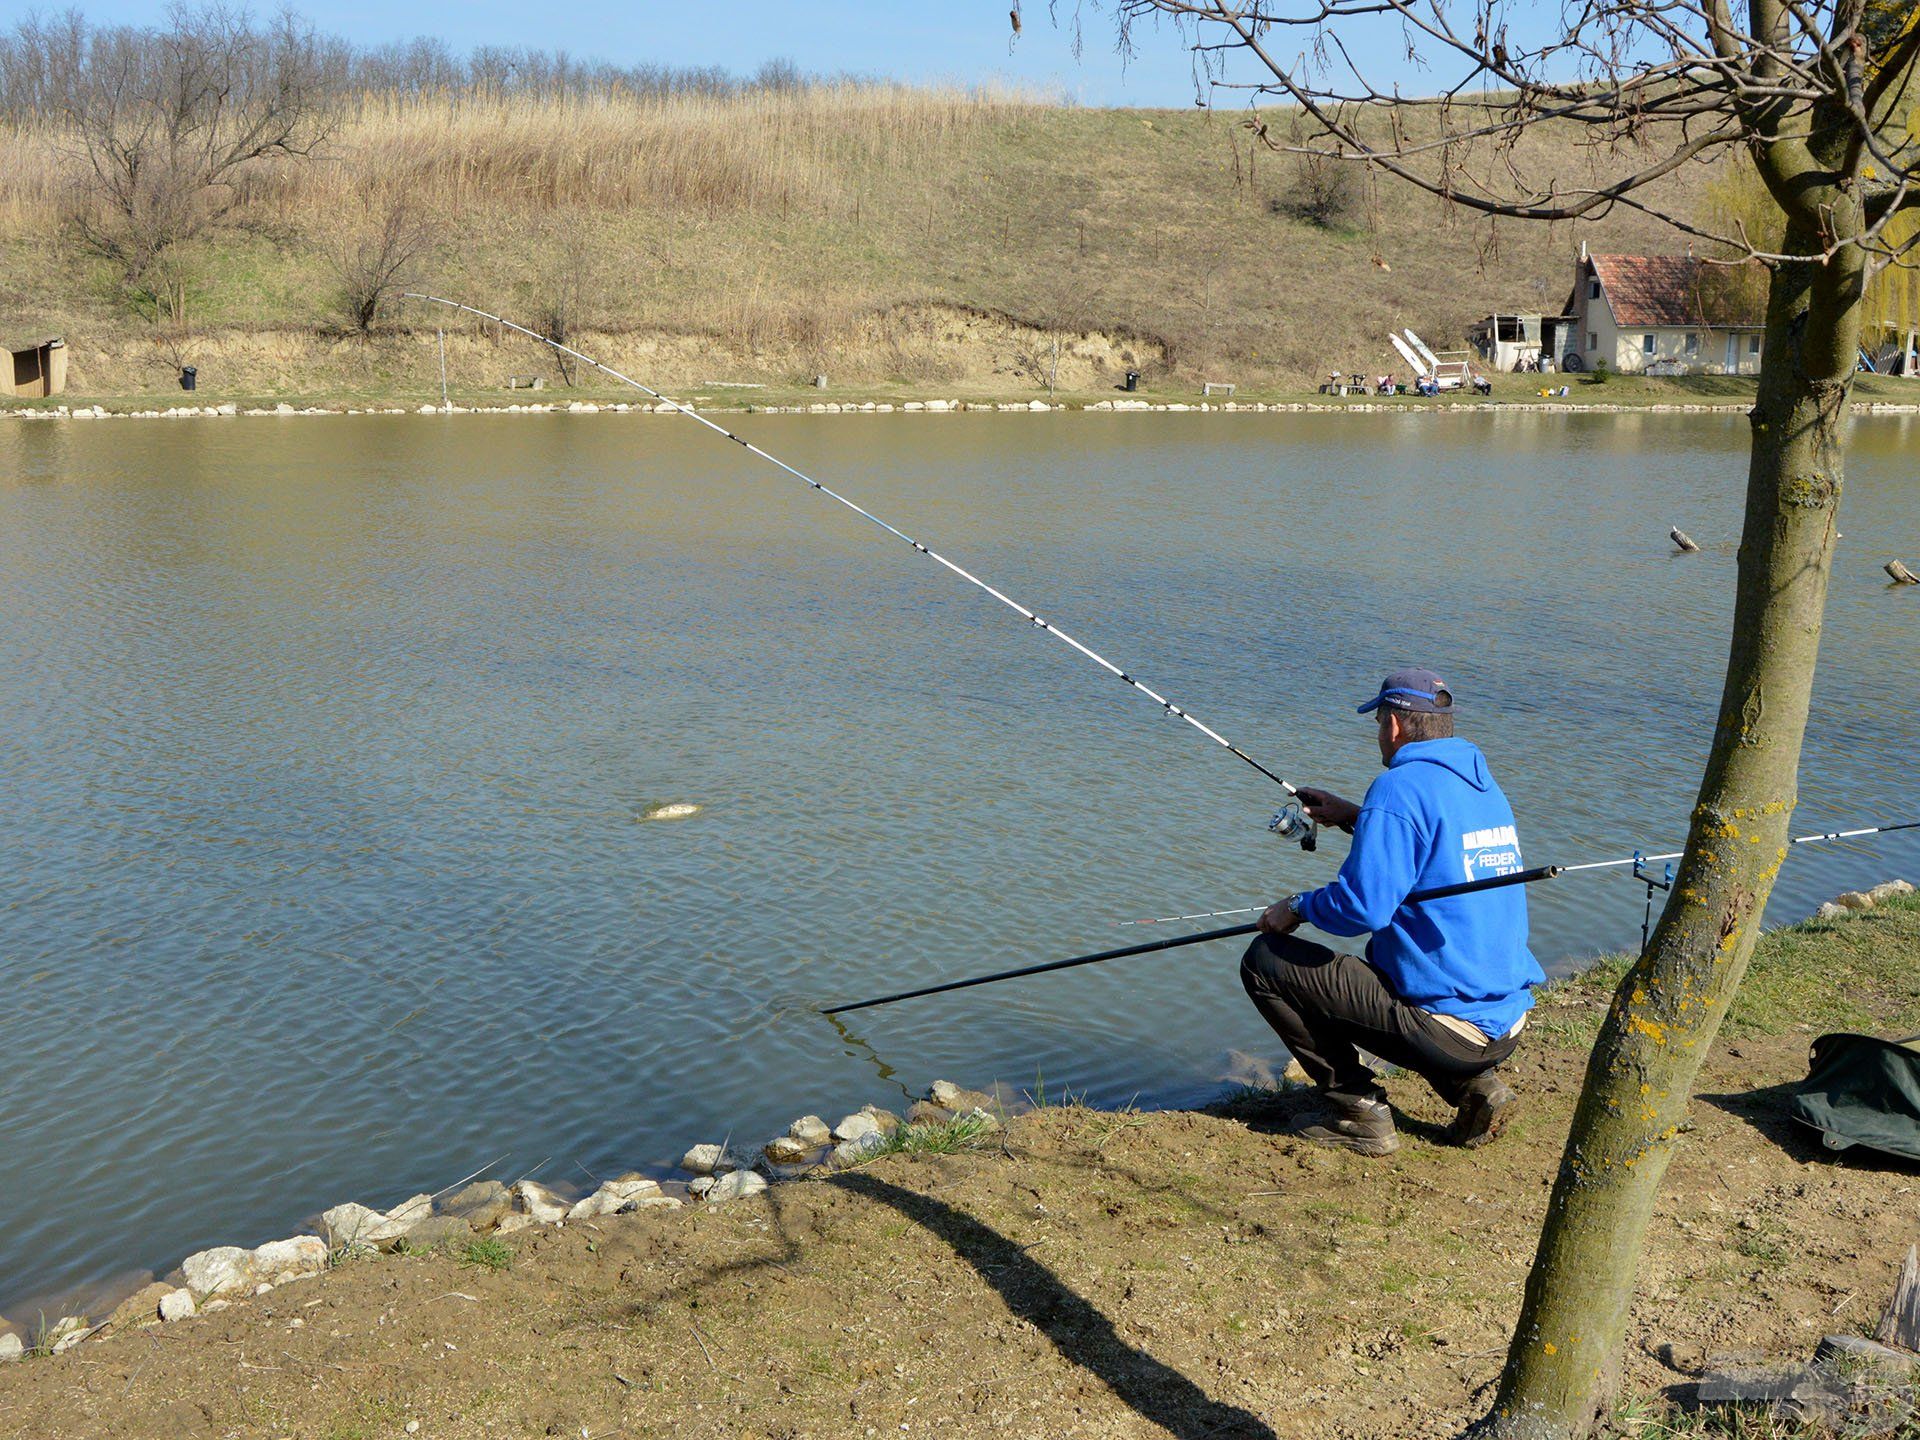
[{"x1": 1245, "y1": 669, "x2": 1543, "y2": 1156}]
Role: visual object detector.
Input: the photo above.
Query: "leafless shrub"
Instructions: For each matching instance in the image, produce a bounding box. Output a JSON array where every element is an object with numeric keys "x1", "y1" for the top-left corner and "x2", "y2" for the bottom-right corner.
[
  {"x1": 519, "y1": 209, "x2": 615, "y2": 385},
  {"x1": 1273, "y1": 150, "x2": 1355, "y2": 230},
  {"x1": 320, "y1": 180, "x2": 442, "y2": 333},
  {"x1": 51, "y1": 6, "x2": 336, "y2": 322}
]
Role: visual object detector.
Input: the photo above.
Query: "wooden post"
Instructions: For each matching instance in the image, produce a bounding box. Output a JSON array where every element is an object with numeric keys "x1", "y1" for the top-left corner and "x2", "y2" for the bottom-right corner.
[{"x1": 1875, "y1": 1245, "x2": 1920, "y2": 1351}]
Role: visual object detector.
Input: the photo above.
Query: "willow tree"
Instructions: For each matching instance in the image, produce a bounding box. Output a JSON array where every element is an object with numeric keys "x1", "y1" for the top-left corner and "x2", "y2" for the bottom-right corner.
[{"x1": 1078, "y1": 1, "x2": 1919, "y2": 1434}]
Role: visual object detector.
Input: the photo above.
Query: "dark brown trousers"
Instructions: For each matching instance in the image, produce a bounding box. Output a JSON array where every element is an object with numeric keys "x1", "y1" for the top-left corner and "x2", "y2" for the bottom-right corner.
[{"x1": 1240, "y1": 933, "x2": 1520, "y2": 1105}]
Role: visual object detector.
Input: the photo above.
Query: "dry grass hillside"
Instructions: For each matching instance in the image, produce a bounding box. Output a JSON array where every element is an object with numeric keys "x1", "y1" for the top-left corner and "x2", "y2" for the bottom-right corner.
[{"x1": 0, "y1": 84, "x2": 1732, "y2": 400}]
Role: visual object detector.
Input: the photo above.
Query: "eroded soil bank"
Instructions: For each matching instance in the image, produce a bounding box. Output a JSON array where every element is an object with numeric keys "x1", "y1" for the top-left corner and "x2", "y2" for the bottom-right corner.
[{"x1": 2, "y1": 897, "x2": 1917, "y2": 1439}]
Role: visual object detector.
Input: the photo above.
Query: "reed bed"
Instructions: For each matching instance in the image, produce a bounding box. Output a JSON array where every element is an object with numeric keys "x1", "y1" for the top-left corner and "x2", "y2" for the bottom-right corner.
[{"x1": 0, "y1": 81, "x2": 1048, "y2": 229}]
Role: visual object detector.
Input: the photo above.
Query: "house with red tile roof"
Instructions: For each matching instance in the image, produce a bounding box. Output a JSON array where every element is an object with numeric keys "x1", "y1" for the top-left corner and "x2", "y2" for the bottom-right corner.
[{"x1": 1558, "y1": 245, "x2": 1766, "y2": 376}]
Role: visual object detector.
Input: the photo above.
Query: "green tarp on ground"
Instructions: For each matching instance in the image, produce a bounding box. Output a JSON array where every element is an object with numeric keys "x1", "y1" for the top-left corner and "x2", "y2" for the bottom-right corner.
[{"x1": 1791, "y1": 1032, "x2": 1920, "y2": 1162}]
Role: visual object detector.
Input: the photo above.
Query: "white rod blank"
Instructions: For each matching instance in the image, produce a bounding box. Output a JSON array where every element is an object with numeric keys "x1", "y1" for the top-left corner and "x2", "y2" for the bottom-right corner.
[{"x1": 404, "y1": 293, "x2": 1295, "y2": 796}]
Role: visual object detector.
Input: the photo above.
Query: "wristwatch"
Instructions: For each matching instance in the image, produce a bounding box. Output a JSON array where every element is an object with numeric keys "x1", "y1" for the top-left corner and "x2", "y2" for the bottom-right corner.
[{"x1": 1283, "y1": 893, "x2": 1304, "y2": 923}]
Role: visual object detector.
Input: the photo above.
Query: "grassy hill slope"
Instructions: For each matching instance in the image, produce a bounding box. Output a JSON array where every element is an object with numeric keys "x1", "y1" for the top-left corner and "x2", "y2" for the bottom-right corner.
[{"x1": 1, "y1": 87, "x2": 1730, "y2": 402}]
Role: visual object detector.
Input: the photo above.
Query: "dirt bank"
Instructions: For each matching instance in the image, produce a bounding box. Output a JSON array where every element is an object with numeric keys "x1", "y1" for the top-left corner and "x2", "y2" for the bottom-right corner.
[{"x1": 2, "y1": 897, "x2": 1917, "y2": 1439}]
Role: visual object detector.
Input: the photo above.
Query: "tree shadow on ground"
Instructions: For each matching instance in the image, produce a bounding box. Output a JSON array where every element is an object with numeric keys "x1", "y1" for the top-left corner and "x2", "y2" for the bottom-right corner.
[
  {"x1": 832, "y1": 1171, "x2": 1280, "y2": 1440},
  {"x1": 1697, "y1": 1080, "x2": 1920, "y2": 1175}
]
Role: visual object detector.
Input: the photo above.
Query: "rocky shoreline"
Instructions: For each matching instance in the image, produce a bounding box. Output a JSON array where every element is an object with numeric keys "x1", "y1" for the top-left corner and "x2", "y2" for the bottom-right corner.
[
  {"x1": 0, "y1": 1079, "x2": 1011, "y2": 1363},
  {"x1": 0, "y1": 887, "x2": 1916, "y2": 1437},
  {"x1": 5, "y1": 884, "x2": 1911, "y2": 1367},
  {"x1": 7, "y1": 396, "x2": 1920, "y2": 423}
]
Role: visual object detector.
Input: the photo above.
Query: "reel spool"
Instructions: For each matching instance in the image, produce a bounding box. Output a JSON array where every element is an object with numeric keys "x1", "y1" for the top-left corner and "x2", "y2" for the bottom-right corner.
[{"x1": 1268, "y1": 802, "x2": 1318, "y2": 851}]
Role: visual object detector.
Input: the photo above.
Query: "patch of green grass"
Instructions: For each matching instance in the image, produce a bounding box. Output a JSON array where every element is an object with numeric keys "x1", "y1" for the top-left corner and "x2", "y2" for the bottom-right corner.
[
  {"x1": 1727, "y1": 894, "x2": 1920, "y2": 1037},
  {"x1": 1610, "y1": 1389, "x2": 1918, "y2": 1438},
  {"x1": 1733, "y1": 1222, "x2": 1789, "y2": 1272},
  {"x1": 25, "y1": 1313, "x2": 58, "y2": 1359},
  {"x1": 1533, "y1": 895, "x2": 1920, "y2": 1047},
  {"x1": 451, "y1": 1235, "x2": 514, "y2": 1272},
  {"x1": 1024, "y1": 1070, "x2": 1084, "y2": 1110},
  {"x1": 1378, "y1": 1261, "x2": 1422, "y2": 1295},
  {"x1": 872, "y1": 1110, "x2": 999, "y2": 1158}
]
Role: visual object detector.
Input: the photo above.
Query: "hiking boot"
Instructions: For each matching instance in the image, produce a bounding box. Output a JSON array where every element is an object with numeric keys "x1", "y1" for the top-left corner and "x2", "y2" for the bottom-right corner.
[
  {"x1": 1450, "y1": 1073, "x2": 1518, "y2": 1148},
  {"x1": 1292, "y1": 1091, "x2": 1400, "y2": 1156}
]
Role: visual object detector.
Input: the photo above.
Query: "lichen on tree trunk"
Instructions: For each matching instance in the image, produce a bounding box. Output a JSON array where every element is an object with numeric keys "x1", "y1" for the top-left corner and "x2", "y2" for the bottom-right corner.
[{"x1": 1473, "y1": 207, "x2": 1867, "y2": 1438}]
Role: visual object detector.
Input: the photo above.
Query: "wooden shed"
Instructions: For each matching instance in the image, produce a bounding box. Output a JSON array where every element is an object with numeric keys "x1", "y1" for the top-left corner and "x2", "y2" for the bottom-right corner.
[{"x1": 3, "y1": 335, "x2": 68, "y2": 398}]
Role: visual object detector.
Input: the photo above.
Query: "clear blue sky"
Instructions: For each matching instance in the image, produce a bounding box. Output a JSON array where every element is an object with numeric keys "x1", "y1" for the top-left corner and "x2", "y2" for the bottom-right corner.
[{"x1": 50, "y1": 2, "x2": 1437, "y2": 107}]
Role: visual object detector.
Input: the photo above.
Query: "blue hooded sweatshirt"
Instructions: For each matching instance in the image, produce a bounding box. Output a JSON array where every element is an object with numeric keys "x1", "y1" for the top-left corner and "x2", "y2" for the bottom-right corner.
[{"x1": 1294, "y1": 738, "x2": 1543, "y2": 1038}]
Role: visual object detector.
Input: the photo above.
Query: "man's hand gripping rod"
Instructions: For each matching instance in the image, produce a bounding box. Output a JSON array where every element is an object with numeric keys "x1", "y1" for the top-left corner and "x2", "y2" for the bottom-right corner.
[{"x1": 404, "y1": 293, "x2": 1315, "y2": 843}]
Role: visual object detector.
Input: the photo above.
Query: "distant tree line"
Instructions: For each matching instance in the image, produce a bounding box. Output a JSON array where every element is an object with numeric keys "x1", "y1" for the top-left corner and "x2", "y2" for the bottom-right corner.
[{"x1": 0, "y1": 7, "x2": 818, "y2": 122}]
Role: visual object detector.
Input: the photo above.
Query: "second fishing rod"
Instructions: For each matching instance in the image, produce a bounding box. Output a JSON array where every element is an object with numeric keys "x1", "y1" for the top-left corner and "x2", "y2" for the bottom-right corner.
[{"x1": 821, "y1": 818, "x2": 1920, "y2": 1015}]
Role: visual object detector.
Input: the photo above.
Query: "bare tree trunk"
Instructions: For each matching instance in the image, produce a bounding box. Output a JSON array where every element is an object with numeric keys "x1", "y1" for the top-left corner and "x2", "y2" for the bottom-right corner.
[{"x1": 1475, "y1": 213, "x2": 1867, "y2": 1437}]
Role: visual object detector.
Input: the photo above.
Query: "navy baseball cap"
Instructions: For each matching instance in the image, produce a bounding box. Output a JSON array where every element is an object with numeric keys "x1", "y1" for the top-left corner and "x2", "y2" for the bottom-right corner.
[{"x1": 1357, "y1": 668, "x2": 1456, "y2": 715}]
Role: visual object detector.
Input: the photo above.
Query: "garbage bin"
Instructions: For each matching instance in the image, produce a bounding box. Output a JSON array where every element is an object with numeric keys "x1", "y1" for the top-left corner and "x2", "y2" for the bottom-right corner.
[
  {"x1": 1124, "y1": 370, "x2": 1140, "y2": 392},
  {"x1": 180, "y1": 365, "x2": 197, "y2": 392}
]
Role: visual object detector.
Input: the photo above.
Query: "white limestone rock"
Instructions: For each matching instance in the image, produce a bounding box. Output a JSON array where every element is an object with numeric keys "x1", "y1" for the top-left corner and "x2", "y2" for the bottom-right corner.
[
  {"x1": 513, "y1": 1180, "x2": 570, "y2": 1225},
  {"x1": 157, "y1": 1287, "x2": 196, "y2": 1322},
  {"x1": 1836, "y1": 891, "x2": 1875, "y2": 911},
  {"x1": 320, "y1": 1201, "x2": 417, "y2": 1251},
  {"x1": 619, "y1": 1195, "x2": 682, "y2": 1212},
  {"x1": 928, "y1": 1082, "x2": 999, "y2": 1114},
  {"x1": 704, "y1": 1170, "x2": 768, "y2": 1203},
  {"x1": 763, "y1": 1135, "x2": 814, "y2": 1166},
  {"x1": 788, "y1": 1115, "x2": 831, "y2": 1147},
  {"x1": 249, "y1": 1237, "x2": 328, "y2": 1286},
  {"x1": 1814, "y1": 901, "x2": 1849, "y2": 921},
  {"x1": 1867, "y1": 879, "x2": 1915, "y2": 904},
  {"x1": 832, "y1": 1112, "x2": 881, "y2": 1144},
  {"x1": 0, "y1": 1331, "x2": 23, "y2": 1361},
  {"x1": 181, "y1": 1245, "x2": 254, "y2": 1298},
  {"x1": 567, "y1": 1175, "x2": 664, "y2": 1219},
  {"x1": 679, "y1": 1143, "x2": 738, "y2": 1176},
  {"x1": 384, "y1": 1193, "x2": 434, "y2": 1228},
  {"x1": 830, "y1": 1132, "x2": 888, "y2": 1169}
]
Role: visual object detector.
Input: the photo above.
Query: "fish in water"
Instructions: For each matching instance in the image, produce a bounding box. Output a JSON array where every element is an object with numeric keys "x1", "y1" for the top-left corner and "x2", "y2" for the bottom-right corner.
[{"x1": 641, "y1": 802, "x2": 702, "y2": 821}]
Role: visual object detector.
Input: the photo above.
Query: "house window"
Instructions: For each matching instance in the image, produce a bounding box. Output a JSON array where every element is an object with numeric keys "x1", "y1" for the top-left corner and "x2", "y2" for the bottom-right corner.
[
  {"x1": 1587, "y1": 331, "x2": 1597, "y2": 351},
  {"x1": 1589, "y1": 279, "x2": 1601, "y2": 300},
  {"x1": 1685, "y1": 332, "x2": 1700, "y2": 355},
  {"x1": 1748, "y1": 336, "x2": 1761, "y2": 355},
  {"x1": 1643, "y1": 334, "x2": 1656, "y2": 355}
]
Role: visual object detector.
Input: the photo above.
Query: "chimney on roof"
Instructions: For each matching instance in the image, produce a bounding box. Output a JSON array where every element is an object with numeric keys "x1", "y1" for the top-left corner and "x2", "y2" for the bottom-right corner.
[{"x1": 1579, "y1": 239, "x2": 1589, "y2": 262}]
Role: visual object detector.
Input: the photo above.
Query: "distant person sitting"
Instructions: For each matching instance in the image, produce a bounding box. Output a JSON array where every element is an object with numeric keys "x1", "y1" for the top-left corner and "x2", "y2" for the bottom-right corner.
[
  {"x1": 1242, "y1": 669, "x2": 1543, "y2": 1156},
  {"x1": 1416, "y1": 374, "x2": 1439, "y2": 396}
]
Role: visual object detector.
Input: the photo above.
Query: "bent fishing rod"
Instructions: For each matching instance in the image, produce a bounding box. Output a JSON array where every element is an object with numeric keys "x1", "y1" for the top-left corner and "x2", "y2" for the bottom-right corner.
[
  {"x1": 404, "y1": 294, "x2": 1319, "y2": 841},
  {"x1": 1119, "y1": 820, "x2": 1920, "y2": 926},
  {"x1": 823, "y1": 818, "x2": 1920, "y2": 1016}
]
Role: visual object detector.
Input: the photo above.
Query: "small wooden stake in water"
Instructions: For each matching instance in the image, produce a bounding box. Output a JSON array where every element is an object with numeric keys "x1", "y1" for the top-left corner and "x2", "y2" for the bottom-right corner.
[
  {"x1": 1671, "y1": 526, "x2": 1700, "y2": 553},
  {"x1": 438, "y1": 328, "x2": 450, "y2": 412},
  {"x1": 1887, "y1": 559, "x2": 1919, "y2": 585}
]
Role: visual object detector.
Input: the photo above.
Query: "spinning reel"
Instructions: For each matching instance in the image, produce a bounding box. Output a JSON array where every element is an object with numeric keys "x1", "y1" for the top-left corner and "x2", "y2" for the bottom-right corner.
[{"x1": 1267, "y1": 801, "x2": 1319, "y2": 851}]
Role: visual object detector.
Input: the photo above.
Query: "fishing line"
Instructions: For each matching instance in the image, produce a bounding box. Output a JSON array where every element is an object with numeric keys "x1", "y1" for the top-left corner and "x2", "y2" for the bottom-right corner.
[
  {"x1": 404, "y1": 294, "x2": 1301, "y2": 808},
  {"x1": 1115, "y1": 819, "x2": 1920, "y2": 926}
]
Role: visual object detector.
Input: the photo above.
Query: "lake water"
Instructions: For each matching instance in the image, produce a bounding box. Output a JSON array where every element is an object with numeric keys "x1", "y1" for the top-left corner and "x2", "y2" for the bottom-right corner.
[{"x1": 2, "y1": 409, "x2": 1917, "y2": 1323}]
